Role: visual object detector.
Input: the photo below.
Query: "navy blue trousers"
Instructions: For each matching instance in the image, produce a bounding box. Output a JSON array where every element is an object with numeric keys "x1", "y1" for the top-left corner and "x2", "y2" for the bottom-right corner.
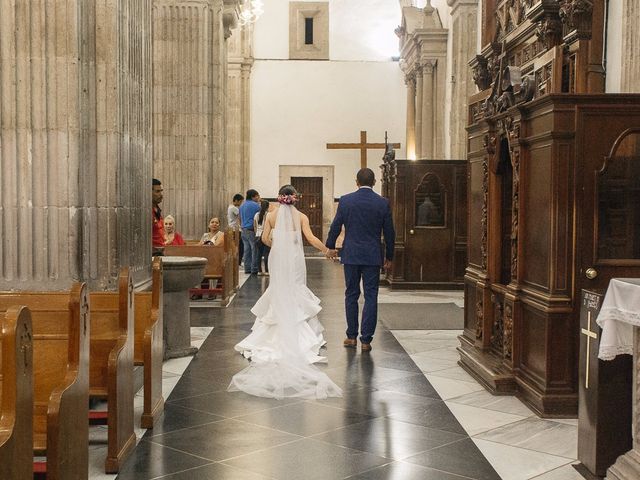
[{"x1": 344, "y1": 264, "x2": 380, "y2": 344}]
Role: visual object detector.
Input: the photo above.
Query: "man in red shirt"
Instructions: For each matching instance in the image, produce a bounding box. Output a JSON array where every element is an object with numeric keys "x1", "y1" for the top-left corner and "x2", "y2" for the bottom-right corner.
[{"x1": 152, "y1": 178, "x2": 165, "y2": 254}]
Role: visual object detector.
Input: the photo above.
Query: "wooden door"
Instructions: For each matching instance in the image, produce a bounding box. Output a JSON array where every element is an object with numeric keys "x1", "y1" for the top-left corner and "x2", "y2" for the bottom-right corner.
[
  {"x1": 577, "y1": 111, "x2": 640, "y2": 296},
  {"x1": 291, "y1": 176, "x2": 323, "y2": 243}
]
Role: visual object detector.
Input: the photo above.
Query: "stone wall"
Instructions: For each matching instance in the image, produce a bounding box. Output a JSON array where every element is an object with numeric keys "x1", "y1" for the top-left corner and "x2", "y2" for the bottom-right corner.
[{"x1": 0, "y1": 0, "x2": 153, "y2": 290}]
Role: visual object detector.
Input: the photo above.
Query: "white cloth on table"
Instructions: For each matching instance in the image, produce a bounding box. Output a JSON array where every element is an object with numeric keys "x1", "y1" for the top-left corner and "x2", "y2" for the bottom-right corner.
[{"x1": 596, "y1": 278, "x2": 640, "y2": 360}]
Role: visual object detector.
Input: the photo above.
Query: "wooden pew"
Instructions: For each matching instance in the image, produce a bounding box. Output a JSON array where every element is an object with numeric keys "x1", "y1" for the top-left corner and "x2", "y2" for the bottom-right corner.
[
  {"x1": 165, "y1": 229, "x2": 239, "y2": 305},
  {"x1": 0, "y1": 284, "x2": 90, "y2": 480},
  {"x1": 134, "y1": 257, "x2": 164, "y2": 428},
  {"x1": 0, "y1": 306, "x2": 33, "y2": 480},
  {"x1": 89, "y1": 269, "x2": 135, "y2": 473}
]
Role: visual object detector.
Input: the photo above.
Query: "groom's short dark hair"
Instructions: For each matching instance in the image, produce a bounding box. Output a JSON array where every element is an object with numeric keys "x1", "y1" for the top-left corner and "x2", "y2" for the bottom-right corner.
[{"x1": 356, "y1": 168, "x2": 375, "y2": 187}]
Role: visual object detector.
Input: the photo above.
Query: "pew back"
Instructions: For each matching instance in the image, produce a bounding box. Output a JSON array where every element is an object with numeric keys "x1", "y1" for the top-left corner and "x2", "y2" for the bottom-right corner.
[
  {"x1": 88, "y1": 269, "x2": 135, "y2": 473},
  {"x1": 0, "y1": 306, "x2": 33, "y2": 480},
  {"x1": 0, "y1": 284, "x2": 90, "y2": 480},
  {"x1": 134, "y1": 257, "x2": 164, "y2": 428}
]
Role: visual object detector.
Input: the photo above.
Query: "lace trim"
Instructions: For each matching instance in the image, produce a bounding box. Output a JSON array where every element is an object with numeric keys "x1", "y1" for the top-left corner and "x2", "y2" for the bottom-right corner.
[
  {"x1": 598, "y1": 344, "x2": 633, "y2": 361},
  {"x1": 597, "y1": 307, "x2": 640, "y2": 328}
]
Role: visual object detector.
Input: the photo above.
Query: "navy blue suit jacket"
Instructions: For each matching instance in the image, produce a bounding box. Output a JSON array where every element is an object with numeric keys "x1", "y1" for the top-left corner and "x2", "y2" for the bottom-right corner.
[{"x1": 326, "y1": 187, "x2": 395, "y2": 266}]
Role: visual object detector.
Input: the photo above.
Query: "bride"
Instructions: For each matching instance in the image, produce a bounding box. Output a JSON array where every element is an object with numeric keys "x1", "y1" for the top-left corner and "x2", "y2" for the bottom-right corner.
[{"x1": 228, "y1": 185, "x2": 342, "y2": 399}]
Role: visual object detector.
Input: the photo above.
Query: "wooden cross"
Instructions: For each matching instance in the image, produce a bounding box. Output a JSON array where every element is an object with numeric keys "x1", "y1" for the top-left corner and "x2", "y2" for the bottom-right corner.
[
  {"x1": 327, "y1": 130, "x2": 401, "y2": 169},
  {"x1": 581, "y1": 311, "x2": 598, "y2": 389}
]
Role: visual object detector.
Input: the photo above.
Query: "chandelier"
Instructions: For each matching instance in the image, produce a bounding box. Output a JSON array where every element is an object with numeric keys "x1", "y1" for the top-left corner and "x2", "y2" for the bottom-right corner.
[{"x1": 239, "y1": 0, "x2": 264, "y2": 26}]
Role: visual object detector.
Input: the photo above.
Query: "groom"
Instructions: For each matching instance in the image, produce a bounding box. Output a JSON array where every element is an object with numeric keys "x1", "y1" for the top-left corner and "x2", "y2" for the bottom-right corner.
[{"x1": 326, "y1": 168, "x2": 395, "y2": 352}]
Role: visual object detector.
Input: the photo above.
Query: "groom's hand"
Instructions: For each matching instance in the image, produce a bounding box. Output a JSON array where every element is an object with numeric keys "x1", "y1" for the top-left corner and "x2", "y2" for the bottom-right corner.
[
  {"x1": 325, "y1": 249, "x2": 338, "y2": 260},
  {"x1": 383, "y1": 259, "x2": 393, "y2": 273}
]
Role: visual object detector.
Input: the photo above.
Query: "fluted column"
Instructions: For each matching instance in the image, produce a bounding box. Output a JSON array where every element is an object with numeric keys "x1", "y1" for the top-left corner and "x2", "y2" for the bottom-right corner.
[
  {"x1": 621, "y1": 0, "x2": 640, "y2": 92},
  {"x1": 415, "y1": 66, "x2": 424, "y2": 158},
  {"x1": 0, "y1": 0, "x2": 153, "y2": 290},
  {"x1": 153, "y1": 0, "x2": 238, "y2": 239},
  {"x1": 421, "y1": 61, "x2": 435, "y2": 159},
  {"x1": 448, "y1": 0, "x2": 478, "y2": 159},
  {"x1": 226, "y1": 17, "x2": 253, "y2": 206},
  {"x1": 405, "y1": 75, "x2": 417, "y2": 160}
]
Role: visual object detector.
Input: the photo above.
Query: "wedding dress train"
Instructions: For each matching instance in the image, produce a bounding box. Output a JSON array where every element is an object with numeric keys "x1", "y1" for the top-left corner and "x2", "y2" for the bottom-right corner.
[{"x1": 228, "y1": 205, "x2": 342, "y2": 400}]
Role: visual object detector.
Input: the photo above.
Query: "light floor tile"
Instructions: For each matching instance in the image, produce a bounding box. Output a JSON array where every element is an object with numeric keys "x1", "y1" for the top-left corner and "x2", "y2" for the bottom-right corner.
[
  {"x1": 409, "y1": 354, "x2": 455, "y2": 373},
  {"x1": 88, "y1": 445, "x2": 117, "y2": 480},
  {"x1": 191, "y1": 326, "x2": 214, "y2": 339},
  {"x1": 163, "y1": 356, "x2": 195, "y2": 375},
  {"x1": 529, "y1": 463, "x2": 583, "y2": 479},
  {"x1": 476, "y1": 418, "x2": 577, "y2": 459},
  {"x1": 447, "y1": 390, "x2": 535, "y2": 417},
  {"x1": 413, "y1": 347, "x2": 461, "y2": 362},
  {"x1": 472, "y1": 438, "x2": 572, "y2": 480},
  {"x1": 425, "y1": 376, "x2": 485, "y2": 401},
  {"x1": 428, "y1": 366, "x2": 477, "y2": 383},
  {"x1": 445, "y1": 402, "x2": 527, "y2": 436}
]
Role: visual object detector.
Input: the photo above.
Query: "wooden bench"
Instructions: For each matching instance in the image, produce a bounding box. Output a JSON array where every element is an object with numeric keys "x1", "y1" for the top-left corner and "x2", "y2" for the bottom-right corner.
[
  {"x1": 135, "y1": 257, "x2": 164, "y2": 428},
  {"x1": 0, "y1": 284, "x2": 90, "y2": 480},
  {"x1": 0, "y1": 306, "x2": 33, "y2": 480},
  {"x1": 89, "y1": 269, "x2": 135, "y2": 473}
]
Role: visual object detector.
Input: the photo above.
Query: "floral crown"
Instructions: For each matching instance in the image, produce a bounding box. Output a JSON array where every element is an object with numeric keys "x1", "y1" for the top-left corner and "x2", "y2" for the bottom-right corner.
[{"x1": 277, "y1": 193, "x2": 298, "y2": 205}]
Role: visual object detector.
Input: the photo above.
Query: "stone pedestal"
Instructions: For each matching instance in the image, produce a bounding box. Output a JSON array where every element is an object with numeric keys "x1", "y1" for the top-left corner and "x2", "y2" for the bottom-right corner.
[
  {"x1": 0, "y1": 0, "x2": 153, "y2": 290},
  {"x1": 162, "y1": 256, "x2": 207, "y2": 359}
]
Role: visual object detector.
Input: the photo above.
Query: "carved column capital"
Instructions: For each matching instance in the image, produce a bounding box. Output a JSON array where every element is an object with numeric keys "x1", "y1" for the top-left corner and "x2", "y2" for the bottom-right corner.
[
  {"x1": 422, "y1": 60, "x2": 436, "y2": 75},
  {"x1": 559, "y1": 0, "x2": 594, "y2": 40}
]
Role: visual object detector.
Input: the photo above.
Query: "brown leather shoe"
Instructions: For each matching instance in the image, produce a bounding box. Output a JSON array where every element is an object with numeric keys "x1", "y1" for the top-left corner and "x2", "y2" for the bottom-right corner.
[
  {"x1": 361, "y1": 343, "x2": 372, "y2": 352},
  {"x1": 343, "y1": 338, "x2": 357, "y2": 348}
]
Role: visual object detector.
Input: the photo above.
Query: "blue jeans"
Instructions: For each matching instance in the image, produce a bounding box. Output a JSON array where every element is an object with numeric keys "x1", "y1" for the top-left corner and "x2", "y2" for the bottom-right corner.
[
  {"x1": 241, "y1": 229, "x2": 259, "y2": 273},
  {"x1": 343, "y1": 264, "x2": 380, "y2": 344}
]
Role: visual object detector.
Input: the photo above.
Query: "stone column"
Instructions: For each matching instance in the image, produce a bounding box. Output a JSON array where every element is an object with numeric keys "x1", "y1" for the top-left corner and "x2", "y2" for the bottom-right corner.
[
  {"x1": 0, "y1": 0, "x2": 153, "y2": 291},
  {"x1": 621, "y1": 0, "x2": 640, "y2": 93},
  {"x1": 448, "y1": 0, "x2": 478, "y2": 159},
  {"x1": 415, "y1": 66, "x2": 424, "y2": 158},
  {"x1": 607, "y1": 327, "x2": 640, "y2": 479},
  {"x1": 153, "y1": 0, "x2": 239, "y2": 239},
  {"x1": 226, "y1": 22, "x2": 254, "y2": 205},
  {"x1": 405, "y1": 74, "x2": 417, "y2": 159},
  {"x1": 421, "y1": 61, "x2": 435, "y2": 158}
]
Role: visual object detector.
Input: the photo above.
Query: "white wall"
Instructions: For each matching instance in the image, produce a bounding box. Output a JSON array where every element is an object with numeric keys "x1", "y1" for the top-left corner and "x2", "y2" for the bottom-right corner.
[
  {"x1": 605, "y1": 0, "x2": 622, "y2": 93},
  {"x1": 251, "y1": 0, "x2": 407, "y2": 198}
]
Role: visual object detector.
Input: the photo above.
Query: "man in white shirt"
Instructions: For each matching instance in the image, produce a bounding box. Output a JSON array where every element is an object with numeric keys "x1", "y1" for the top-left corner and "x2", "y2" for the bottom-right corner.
[{"x1": 228, "y1": 193, "x2": 244, "y2": 265}]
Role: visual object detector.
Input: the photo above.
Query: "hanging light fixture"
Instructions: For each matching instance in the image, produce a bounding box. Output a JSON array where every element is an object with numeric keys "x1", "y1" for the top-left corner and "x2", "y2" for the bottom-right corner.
[{"x1": 239, "y1": 0, "x2": 264, "y2": 26}]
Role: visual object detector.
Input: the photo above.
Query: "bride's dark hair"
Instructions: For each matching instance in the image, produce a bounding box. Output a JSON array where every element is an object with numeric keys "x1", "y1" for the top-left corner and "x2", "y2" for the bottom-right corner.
[{"x1": 277, "y1": 184, "x2": 298, "y2": 204}]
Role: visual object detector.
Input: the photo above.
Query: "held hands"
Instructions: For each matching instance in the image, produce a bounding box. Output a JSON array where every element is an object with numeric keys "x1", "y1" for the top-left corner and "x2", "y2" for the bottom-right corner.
[{"x1": 325, "y1": 249, "x2": 339, "y2": 260}]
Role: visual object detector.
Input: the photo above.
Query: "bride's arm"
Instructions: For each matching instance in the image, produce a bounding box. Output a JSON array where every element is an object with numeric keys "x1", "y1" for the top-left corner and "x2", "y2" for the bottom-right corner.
[
  {"x1": 261, "y1": 212, "x2": 274, "y2": 247},
  {"x1": 300, "y1": 213, "x2": 329, "y2": 254}
]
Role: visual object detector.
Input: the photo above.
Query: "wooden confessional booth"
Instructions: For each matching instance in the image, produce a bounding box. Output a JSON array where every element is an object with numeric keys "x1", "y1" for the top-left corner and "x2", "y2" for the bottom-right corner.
[
  {"x1": 459, "y1": 0, "x2": 640, "y2": 417},
  {"x1": 382, "y1": 158, "x2": 468, "y2": 290}
]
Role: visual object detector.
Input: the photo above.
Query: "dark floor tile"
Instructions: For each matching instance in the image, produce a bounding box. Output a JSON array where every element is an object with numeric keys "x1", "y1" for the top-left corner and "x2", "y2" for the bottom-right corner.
[
  {"x1": 236, "y1": 401, "x2": 373, "y2": 436},
  {"x1": 404, "y1": 438, "x2": 501, "y2": 480},
  {"x1": 143, "y1": 402, "x2": 223, "y2": 437},
  {"x1": 115, "y1": 439, "x2": 210, "y2": 480},
  {"x1": 311, "y1": 417, "x2": 465, "y2": 460},
  {"x1": 224, "y1": 438, "x2": 389, "y2": 480},
  {"x1": 156, "y1": 462, "x2": 273, "y2": 479},
  {"x1": 151, "y1": 418, "x2": 299, "y2": 462},
  {"x1": 167, "y1": 371, "x2": 233, "y2": 401},
  {"x1": 387, "y1": 399, "x2": 467, "y2": 435},
  {"x1": 376, "y1": 374, "x2": 442, "y2": 399},
  {"x1": 346, "y1": 461, "x2": 477, "y2": 480},
  {"x1": 168, "y1": 388, "x2": 301, "y2": 418}
]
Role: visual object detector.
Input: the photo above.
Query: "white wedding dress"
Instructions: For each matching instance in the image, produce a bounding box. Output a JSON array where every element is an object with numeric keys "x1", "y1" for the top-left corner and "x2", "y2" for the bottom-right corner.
[{"x1": 228, "y1": 205, "x2": 342, "y2": 400}]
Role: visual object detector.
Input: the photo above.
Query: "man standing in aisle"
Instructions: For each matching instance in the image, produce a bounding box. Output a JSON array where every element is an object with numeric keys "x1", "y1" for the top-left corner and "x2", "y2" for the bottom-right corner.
[{"x1": 239, "y1": 189, "x2": 261, "y2": 274}]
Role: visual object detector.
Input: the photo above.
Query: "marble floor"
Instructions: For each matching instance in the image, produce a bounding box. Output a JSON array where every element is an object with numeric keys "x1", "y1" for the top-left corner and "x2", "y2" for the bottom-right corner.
[{"x1": 103, "y1": 261, "x2": 582, "y2": 480}]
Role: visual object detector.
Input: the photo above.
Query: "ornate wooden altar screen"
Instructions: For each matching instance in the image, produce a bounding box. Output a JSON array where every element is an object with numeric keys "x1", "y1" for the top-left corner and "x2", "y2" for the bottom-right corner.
[
  {"x1": 460, "y1": 0, "x2": 640, "y2": 416},
  {"x1": 382, "y1": 159, "x2": 467, "y2": 289}
]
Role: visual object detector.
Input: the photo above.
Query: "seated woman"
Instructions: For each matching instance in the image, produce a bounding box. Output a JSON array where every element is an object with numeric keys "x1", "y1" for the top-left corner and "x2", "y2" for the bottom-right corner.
[
  {"x1": 164, "y1": 214, "x2": 186, "y2": 245},
  {"x1": 199, "y1": 217, "x2": 224, "y2": 246}
]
